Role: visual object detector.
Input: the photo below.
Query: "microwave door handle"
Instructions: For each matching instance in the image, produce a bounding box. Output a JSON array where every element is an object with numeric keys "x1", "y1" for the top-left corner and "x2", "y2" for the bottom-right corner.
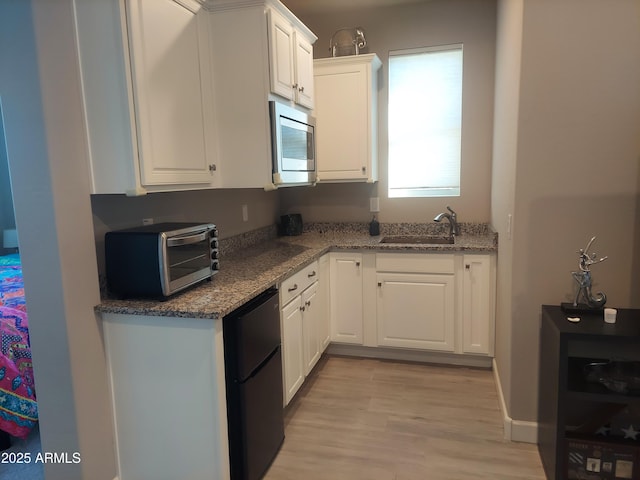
[{"x1": 166, "y1": 231, "x2": 208, "y2": 247}]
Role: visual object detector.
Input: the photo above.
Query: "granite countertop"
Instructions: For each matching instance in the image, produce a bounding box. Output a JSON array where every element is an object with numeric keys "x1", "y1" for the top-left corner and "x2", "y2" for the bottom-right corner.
[{"x1": 96, "y1": 223, "x2": 497, "y2": 320}]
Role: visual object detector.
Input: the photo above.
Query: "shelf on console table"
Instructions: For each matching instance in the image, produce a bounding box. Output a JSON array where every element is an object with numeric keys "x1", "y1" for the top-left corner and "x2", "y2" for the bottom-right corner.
[{"x1": 538, "y1": 305, "x2": 640, "y2": 480}]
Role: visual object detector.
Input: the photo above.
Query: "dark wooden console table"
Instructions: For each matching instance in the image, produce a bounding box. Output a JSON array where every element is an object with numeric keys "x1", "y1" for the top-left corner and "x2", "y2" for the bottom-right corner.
[{"x1": 538, "y1": 305, "x2": 640, "y2": 479}]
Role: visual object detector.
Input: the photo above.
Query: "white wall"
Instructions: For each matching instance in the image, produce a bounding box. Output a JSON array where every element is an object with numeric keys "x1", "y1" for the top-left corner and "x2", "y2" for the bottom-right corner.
[{"x1": 0, "y1": 1, "x2": 117, "y2": 478}]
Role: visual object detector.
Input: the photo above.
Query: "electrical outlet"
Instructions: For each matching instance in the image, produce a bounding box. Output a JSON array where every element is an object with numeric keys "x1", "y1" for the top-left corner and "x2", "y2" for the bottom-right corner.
[
  {"x1": 242, "y1": 205, "x2": 248, "y2": 222},
  {"x1": 142, "y1": 218, "x2": 154, "y2": 226},
  {"x1": 370, "y1": 197, "x2": 380, "y2": 213},
  {"x1": 507, "y1": 214, "x2": 512, "y2": 240}
]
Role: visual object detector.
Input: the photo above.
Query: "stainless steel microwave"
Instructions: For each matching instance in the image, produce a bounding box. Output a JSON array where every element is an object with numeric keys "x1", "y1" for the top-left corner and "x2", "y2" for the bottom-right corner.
[
  {"x1": 269, "y1": 101, "x2": 316, "y2": 187},
  {"x1": 105, "y1": 223, "x2": 218, "y2": 298}
]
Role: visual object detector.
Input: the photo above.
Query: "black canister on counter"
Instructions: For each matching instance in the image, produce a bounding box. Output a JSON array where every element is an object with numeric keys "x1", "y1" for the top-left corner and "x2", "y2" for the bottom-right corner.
[
  {"x1": 369, "y1": 215, "x2": 380, "y2": 236},
  {"x1": 280, "y1": 214, "x2": 303, "y2": 236}
]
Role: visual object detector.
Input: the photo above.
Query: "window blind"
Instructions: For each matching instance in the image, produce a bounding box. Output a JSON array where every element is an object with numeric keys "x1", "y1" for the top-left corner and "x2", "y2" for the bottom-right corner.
[{"x1": 388, "y1": 45, "x2": 463, "y2": 198}]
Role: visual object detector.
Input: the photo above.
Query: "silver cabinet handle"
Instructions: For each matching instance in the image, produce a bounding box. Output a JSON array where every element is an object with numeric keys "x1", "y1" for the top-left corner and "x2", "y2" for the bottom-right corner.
[
  {"x1": 299, "y1": 85, "x2": 305, "y2": 92},
  {"x1": 305, "y1": 300, "x2": 311, "y2": 307},
  {"x1": 288, "y1": 284, "x2": 298, "y2": 292},
  {"x1": 300, "y1": 305, "x2": 305, "y2": 312},
  {"x1": 308, "y1": 271, "x2": 317, "y2": 278}
]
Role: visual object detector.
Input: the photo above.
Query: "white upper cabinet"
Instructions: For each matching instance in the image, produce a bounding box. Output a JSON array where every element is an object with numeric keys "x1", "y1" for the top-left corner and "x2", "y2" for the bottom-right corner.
[
  {"x1": 208, "y1": 0, "x2": 317, "y2": 189},
  {"x1": 268, "y1": 7, "x2": 315, "y2": 109},
  {"x1": 314, "y1": 54, "x2": 381, "y2": 183},
  {"x1": 268, "y1": 9, "x2": 295, "y2": 101},
  {"x1": 126, "y1": 0, "x2": 217, "y2": 187},
  {"x1": 294, "y1": 34, "x2": 315, "y2": 109},
  {"x1": 75, "y1": 0, "x2": 219, "y2": 195}
]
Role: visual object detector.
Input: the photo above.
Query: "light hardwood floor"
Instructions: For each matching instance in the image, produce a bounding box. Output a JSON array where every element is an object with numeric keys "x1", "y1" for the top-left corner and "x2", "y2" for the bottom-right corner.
[{"x1": 265, "y1": 355, "x2": 546, "y2": 480}]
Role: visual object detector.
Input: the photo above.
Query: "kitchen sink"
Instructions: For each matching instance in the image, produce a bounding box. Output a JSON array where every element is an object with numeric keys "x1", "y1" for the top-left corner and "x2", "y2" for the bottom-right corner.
[{"x1": 379, "y1": 235, "x2": 455, "y2": 245}]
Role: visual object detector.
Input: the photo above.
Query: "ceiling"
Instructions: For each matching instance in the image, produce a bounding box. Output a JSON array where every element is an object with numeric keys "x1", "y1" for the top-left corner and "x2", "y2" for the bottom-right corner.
[{"x1": 282, "y1": 0, "x2": 428, "y2": 15}]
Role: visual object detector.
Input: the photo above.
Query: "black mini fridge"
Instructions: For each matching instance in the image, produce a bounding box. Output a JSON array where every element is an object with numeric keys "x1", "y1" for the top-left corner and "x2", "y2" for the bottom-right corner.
[{"x1": 223, "y1": 288, "x2": 284, "y2": 480}]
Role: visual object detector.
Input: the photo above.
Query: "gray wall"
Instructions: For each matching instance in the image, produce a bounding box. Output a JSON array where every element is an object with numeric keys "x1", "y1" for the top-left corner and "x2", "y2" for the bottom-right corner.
[
  {"x1": 92, "y1": 188, "x2": 279, "y2": 277},
  {"x1": 491, "y1": 0, "x2": 523, "y2": 422},
  {"x1": 280, "y1": 0, "x2": 498, "y2": 224},
  {"x1": 290, "y1": 0, "x2": 640, "y2": 433},
  {"x1": 493, "y1": 0, "x2": 640, "y2": 428}
]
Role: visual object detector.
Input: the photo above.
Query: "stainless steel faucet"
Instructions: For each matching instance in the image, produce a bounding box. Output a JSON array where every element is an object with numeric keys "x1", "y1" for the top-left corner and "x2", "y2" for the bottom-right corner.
[{"x1": 434, "y1": 206, "x2": 460, "y2": 237}]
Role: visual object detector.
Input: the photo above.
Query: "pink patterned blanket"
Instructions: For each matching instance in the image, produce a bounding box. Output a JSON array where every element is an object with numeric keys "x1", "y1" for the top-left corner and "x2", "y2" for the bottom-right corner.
[{"x1": 0, "y1": 254, "x2": 37, "y2": 439}]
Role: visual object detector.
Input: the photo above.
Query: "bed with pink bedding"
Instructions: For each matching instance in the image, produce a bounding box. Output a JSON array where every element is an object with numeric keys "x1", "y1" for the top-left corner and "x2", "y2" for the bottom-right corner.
[{"x1": 0, "y1": 253, "x2": 38, "y2": 440}]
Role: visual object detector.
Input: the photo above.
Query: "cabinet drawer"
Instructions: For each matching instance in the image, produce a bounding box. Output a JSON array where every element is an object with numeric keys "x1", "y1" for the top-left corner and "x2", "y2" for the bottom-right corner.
[
  {"x1": 376, "y1": 253, "x2": 455, "y2": 274},
  {"x1": 280, "y1": 261, "x2": 319, "y2": 306}
]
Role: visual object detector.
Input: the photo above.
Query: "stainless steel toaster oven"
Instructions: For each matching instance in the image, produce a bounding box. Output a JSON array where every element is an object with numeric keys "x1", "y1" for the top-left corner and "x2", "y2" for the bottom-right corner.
[{"x1": 105, "y1": 222, "x2": 218, "y2": 298}]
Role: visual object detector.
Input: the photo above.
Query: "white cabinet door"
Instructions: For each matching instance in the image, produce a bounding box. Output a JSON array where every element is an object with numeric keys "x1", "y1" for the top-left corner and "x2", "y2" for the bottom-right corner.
[
  {"x1": 75, "y1": 0, "x2": 218, "y2": 194},
  {"x1": 330, "y1": 253, "x2": 364, "y2": 344},
  {"x1": 268, "y1": 8, "x2": 295, "y2": 101},
  {"x1": 377, "y1": 273, "x2": 455, "y2": 352},
  {"x1": 268, "y1": 8, "x2": 315, "y2": 108},
  {"x1": 314, "y1": 54, "x2": 381, "y2": 182},
  {"x1": 126, "y1": 0, "x2": 215, "y2": 186},
  {"x1": 462, "y1": 255, "x2": 494, "y2": 355},
  {"x1": 281, "y1": 298, "x2": 304, "y2": 405},
  {"x1": 317, "y1": 254, "x2": 331, "y2": 351},
  {"x1": 294, "y1": 33, "x2": 314, "y2": 109},
  {"x1": 301, "y1": 282, "x2": 321, "y2": 375}
]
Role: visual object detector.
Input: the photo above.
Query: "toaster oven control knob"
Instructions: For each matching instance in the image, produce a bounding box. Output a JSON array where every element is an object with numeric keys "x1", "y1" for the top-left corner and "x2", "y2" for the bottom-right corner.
[
  {"x1": 210, "y1": 239, "x2": 218, "y2": 249},
  {"x1": 212, "y1": 260, "x2": 219, "y2": 271},
  {"x1": 211, "y1": 251, "x2": 218, "y2": 260}
]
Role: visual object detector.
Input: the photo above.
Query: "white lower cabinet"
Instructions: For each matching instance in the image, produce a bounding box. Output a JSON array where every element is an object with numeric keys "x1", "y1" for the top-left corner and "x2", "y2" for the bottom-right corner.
[
  {"x1": 376, "y1": 273, "x2": 455, "y2": 352},
  {"x1": 281, "y1": 297, "x2": 305, "y2": 405},
  {"x1": 462, "y1": 254, "x2": 495, "y2": 356},
  {"x1": 301, "y1": 282, "x2": 321, "y2": 375},
  {"x1": 329, "y1": 253, "x2": 364, "y2": 344},
  {"x1": 317, "y1": 253, "x2": 331, "y2": 351},
  {"x1": 102, "y1": 313, "x2": 229, "y2": 480},
  {"x1": 328, "y1": 251, "x2": 495, "y2": 361},
  {"x1": 279, "y1": 256, "x2": 329, "y2": 405},
  {"x1": 282, "y1": 251, "x2": 494, "y2": 400}
]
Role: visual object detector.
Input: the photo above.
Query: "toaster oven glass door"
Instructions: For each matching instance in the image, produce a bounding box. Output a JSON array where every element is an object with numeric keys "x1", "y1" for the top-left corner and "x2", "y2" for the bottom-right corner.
[{"x1": 163, "y1": 230, "x2": 212, "y2": 294}]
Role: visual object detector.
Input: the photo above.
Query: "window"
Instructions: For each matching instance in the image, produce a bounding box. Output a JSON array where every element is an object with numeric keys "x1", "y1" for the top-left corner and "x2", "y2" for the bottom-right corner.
[{"x1": 388, "y1": 44, "x2": 463, "y2": 198}]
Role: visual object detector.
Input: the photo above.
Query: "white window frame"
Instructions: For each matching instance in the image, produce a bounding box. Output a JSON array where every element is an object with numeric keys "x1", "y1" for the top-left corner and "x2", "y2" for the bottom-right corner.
[{"x1": 387, "y1": 44, "x2": 463, "y2": 198}]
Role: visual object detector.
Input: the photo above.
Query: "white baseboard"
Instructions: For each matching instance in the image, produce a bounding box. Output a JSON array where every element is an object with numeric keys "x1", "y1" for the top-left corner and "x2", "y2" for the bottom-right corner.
[
  {"x1": 326, "y1": 343, "x2": 493, "y2": 368},
  {"x1": 492, "y1": 358, "x2": 538, "y2": 444}
]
